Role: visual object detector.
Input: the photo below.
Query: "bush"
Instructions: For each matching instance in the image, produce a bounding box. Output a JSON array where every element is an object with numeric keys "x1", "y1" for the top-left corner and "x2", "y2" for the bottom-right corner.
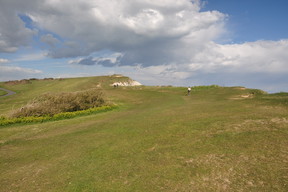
[
  {"x1": 192, "y1": 85, "x2": 220, "y2": 90},
  {"x1": 11, "y1": 89, "x2": 106, "y2": 118},
  {"x1": 248, "y1": 89, "x2": 267, "y2": 96}
]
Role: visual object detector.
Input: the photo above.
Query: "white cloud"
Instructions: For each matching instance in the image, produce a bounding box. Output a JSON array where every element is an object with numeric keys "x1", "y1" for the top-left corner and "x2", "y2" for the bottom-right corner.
[
  {"x1": 0, "y1": 0, "x2": 37, "y2": 53},
  {"x1": 189, "y1": 40, "x2": 288, "y2": 74},
  {"x1": 14, "y1": 52, "x2": 47, "y2": 62},
  {"x1": 0, "y1": 65, "x2": 42, "y2": 81},
  {"x1": 0, "y1": 58, "x2": 9, "y2": 63},
  {"x1": 121, "y1": 9, "x2": 164, "y2": 36},
  {"x1": 0, "y1": 0, "x2": 226, "y2": 63},
  {"x1": 19, "y1": 0, "x2": 226, "y2": 60}
]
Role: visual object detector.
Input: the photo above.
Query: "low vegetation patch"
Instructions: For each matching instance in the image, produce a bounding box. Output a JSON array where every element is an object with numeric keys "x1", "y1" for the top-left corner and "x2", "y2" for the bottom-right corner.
[
  {"x1": 0, "y1": 89, "x2": 7, "y2": 96},
  {"x1": 259, "y1": 92, "x2": 288, "y2": 105},
  {"x1": 11, "y1": 89, "x2": 106, "y2": 118},
  {"x1": 192, "y1": 85, "x2": 219, "y2": 90},
  {"x1": 4, "y1": 79, "x2": 32, "y2": 85},
  {"x1": 0, "y1": 105, "x2": 116, "y2": 126},
  {"x1": 0, "y1": 89, "x2": 116, "y2": 126}
]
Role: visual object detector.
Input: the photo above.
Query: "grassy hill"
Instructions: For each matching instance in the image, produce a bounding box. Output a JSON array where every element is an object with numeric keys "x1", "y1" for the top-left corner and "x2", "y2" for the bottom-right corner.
[
  {"x1": 0, "y1": 89, "x2": 7, "y2": 96},
  {"x1": 0, "y1": 76, "x2": 287, "y2": 191}
]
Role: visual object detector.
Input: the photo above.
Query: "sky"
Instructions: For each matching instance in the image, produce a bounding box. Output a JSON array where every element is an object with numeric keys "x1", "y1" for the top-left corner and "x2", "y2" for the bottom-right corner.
[{"x1": 0, "y1": 0, "x2": 288, "y2": 93}]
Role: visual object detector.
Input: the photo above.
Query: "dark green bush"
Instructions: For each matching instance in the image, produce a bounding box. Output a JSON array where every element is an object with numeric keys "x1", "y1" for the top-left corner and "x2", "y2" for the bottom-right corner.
[
  {"x1": 11, "y1": 89, "x2": 106, "y2": 118},
  {"x1": 248, "y1": 89, "x2": 267, "y2": 96}
]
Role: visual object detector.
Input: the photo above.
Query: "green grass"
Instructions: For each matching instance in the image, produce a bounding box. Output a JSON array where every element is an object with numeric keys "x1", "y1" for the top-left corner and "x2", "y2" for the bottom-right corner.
[
  {"x1": 0, "y1": 76, "x2": 288, "y2": 191},
  {"x1": 0, "y1": 89, "x2": 7, "y2": 96},
  {"x1": 0, "y1": 105, "x2": 117, "y2": 126}
]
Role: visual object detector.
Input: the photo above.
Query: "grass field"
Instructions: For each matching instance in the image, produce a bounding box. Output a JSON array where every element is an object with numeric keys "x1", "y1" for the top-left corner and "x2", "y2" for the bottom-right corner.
[
  {"x1": 0, "y1": 89, "x2": 7, "y2": 96},
  {"x1": 0, "y1": 76, "x2": 288, "y2": 191}
]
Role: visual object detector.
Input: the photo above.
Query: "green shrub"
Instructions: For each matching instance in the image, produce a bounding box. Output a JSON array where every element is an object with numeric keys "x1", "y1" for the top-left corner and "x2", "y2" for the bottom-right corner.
[
  {"x1": 11, "y1": 89, "x2": 106, "y2": 118},
  {"x1": 192, "y1": 85, "x2": 220, "y2": 90},
  {"x1": 0, "y1": 116, "x2": 7, "y2": 121},
  {"x1": 249, "y1": 89, "x2": 267, "y2": 96}
]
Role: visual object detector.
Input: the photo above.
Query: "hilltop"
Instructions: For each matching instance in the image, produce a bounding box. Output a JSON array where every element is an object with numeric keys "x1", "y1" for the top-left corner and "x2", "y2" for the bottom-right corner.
[
  {"x1": 0, "y1": 75, "x2": 140, "y2": 116},
  {"x1": 0, "y1": 75, "x2": 287, "y2": 191}
]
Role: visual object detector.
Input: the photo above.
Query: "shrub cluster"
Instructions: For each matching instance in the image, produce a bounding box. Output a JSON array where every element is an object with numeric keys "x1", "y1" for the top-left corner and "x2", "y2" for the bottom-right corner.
[
  {"x1": 248, "y1": 89, "x2": 267, "y2": 96},
  {"x1": 192, "y1": 85, "x2": 220, "y2": 90},
  {"x1": 11, "y1": 89, "x2": 106, "y2": 118},
  {"x1": 4, "y1": 79, "x2": 31, "y2": 85}
]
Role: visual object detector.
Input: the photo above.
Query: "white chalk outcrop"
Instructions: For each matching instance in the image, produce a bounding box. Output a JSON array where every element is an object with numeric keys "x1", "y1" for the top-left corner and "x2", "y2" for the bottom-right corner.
[{"x1": 111, "y1": 80, "x2": 142, "y2": 87}]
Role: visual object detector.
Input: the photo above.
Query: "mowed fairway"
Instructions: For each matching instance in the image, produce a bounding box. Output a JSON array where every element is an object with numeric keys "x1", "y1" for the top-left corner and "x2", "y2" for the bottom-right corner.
[{"x1": 0, "y1": 76, "x2": 288, "y2": 191}]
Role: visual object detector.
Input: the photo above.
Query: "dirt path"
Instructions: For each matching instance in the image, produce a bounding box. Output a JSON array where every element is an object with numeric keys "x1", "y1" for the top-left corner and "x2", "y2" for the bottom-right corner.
[{"x1": 0, "y1": 88, "x2": 16, "y2": 98}]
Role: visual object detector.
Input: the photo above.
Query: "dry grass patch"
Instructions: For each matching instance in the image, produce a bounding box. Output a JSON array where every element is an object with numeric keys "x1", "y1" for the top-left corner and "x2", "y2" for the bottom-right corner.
[
  {"x1": 182, "y1": 152, "x2": 288, "y2": 191},
  {"x1": 11, "y1": 89, "x2": 106, "y2": 118}
]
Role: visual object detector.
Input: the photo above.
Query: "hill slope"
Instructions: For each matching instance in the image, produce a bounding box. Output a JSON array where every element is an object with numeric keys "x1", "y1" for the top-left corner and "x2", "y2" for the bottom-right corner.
[
  {"x1": 0, "y1": 75, "x2": 133, "y2": 115},
  {"x1": 0, "y1": 76, "x2": 287, "y2": 191}
]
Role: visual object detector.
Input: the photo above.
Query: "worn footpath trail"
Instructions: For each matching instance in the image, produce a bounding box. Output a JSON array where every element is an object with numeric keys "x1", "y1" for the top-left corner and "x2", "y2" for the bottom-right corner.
[{"x1": 0, "y1": 88, "x2": 16, "y2": 98}]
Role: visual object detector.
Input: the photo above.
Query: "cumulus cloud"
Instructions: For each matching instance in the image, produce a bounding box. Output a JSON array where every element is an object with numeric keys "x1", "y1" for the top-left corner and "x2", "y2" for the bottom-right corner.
[
  {"x1": 0, "y1": 0, "x2": 37, "y2": 52},
  {"x1": 2, "y1": 0, "x2": 225, "y2": 61},
  {"x1": 188, "y1": 39, "x2": 288, "y2": 74}
]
